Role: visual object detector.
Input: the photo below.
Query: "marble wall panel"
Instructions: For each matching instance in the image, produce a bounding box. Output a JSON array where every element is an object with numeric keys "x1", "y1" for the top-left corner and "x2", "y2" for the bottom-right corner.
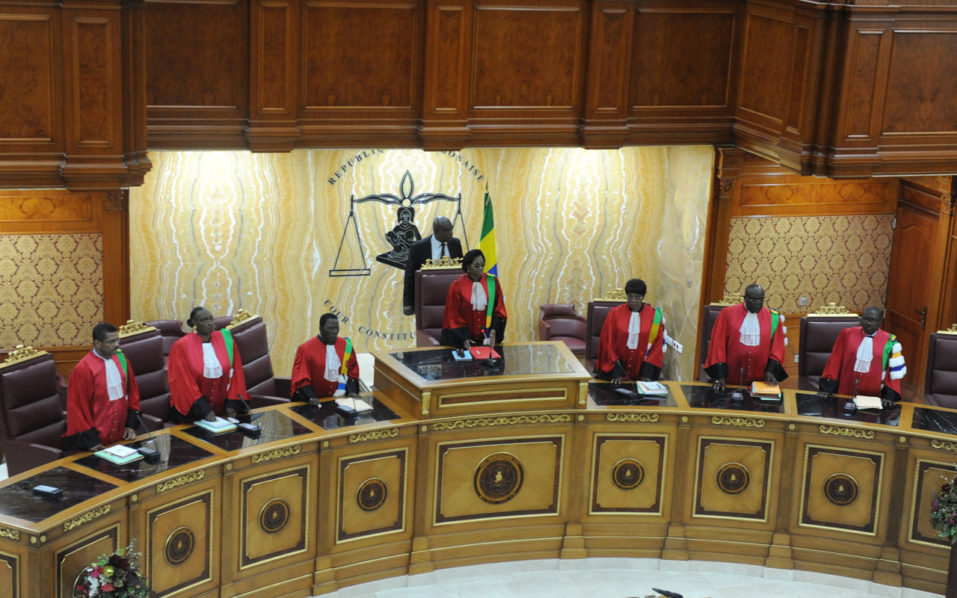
[
  {"x1": 129, "y1": 147, "x2": 714, "y2": 379},
  {"x1": 0, "y1": 233, "x2": 103, "y2": 347},
  {"x1": 723, "y1": 214, "x2": 895, "y2": 314}
]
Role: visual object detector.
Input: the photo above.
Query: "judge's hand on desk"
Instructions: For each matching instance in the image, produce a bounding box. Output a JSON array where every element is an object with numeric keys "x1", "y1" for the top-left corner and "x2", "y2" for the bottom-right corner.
[
  {"x1": 712, "y1": 378, "x2": 726, "y2": 394},
  {"x1": 881, "y1": 397, "x2": 897, "y2": 410},
  {"x1": 460, "y1": 339, "x2": 473, "y2": 352},
  {"x1": 91, "y1": 443, "x2": 105, "y2": 452},
  {"x1": 225, "y1": 407, "x2": 238, "y2": 419},
  {"x1": 816, "y1": 389, "x2": 834, "y2": 400},
  {"x1": 123, "y1": 427, "x2": 137, "y2": 441},
  {"x1": 764, "y1": 371, "x2": 778, "y2": 386},
  {"x1": 203, "y1": 411, "x2": 218, "y2": 422},
  {"x1": 611, "y1": 376, "x2": 624, "y2": 385}
]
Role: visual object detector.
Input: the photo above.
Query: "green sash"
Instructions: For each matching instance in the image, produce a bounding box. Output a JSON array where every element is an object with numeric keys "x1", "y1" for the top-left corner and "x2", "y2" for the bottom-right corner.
[{"x1": 220, "y1": 328, "x2": 235, "y2": 365}]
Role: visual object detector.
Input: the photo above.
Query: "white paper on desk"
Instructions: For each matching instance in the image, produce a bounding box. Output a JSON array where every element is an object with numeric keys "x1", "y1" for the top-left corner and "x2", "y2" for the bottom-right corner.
[
  {"x1": 102, "y1": 444, "x2": 138, "y2": 458},
  {"x1": 854, "y1": 395, "x2": 883, "y2": 410},
  {"x1": 335, "y1": 398, "x2": 373, "y2": 412}
]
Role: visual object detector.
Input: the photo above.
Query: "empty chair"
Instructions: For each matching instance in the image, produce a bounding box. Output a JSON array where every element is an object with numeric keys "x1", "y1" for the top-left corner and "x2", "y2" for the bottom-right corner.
[
  {"x1": 415, "y1": 264, "x2": 463, "y2": 347},
  {"x1": 145, "y1": 319, "x2": 187, "y2": 357},
  {"x1": 798, "y1": 308, "x2": 860, "y2": 391},
  {"x1": 227, "y1": 309, "x2": 290, "y2": 404},
  {"x1": 698, "y1": 303, "x2": 730, "y2": 381},
  {"x1": 925, "y1": 328, "x2": 957, "y2": 408},
  {"x1": 0, "y1": 347, "x2": 64, "y2": 476},
  {"x1": 538, "y1": 304, "x2": 586, "y2": 356},
  {"x1": 118, "y1": 321, "x2": 170, "y2": 427}
]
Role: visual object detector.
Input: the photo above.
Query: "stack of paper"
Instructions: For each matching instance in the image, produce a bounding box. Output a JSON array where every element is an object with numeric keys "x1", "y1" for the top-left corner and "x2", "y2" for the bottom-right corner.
[
  {"x1": 95, "y1": 444, "x2": 143, "y2": 465},
  {"x1": 195, "y1": 416, "x2": 237, "y2": 434},
  {"x1": 335, "y1": 397, "x2": 373, "y2": 413},
  {"x1": 854, "y1": 395, "x2": 883, "y2": 410},
  {"x1": 635, "y1": 381, "x2": 668, "y2": 396},
  {"x1": 750, "y1": 381, "x2": 781, "y2": 399}
]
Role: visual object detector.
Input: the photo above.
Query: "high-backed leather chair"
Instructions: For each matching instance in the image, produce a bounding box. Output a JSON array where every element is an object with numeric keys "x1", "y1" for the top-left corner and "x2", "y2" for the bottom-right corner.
[
  {"x1": 118, "y1": 321, "x2": 170, "y2": 427},
  {"x1": 698, "y1": 302, "x2": 730, "y2": 381},
  {"x1": 227, "y1": 310, "x2": 290, "y2": 404},
  {"x1": 925, "y1": 328, "x2": 957, "y2": 408},
  {"x1": 0, "y1": 347, "x2": 64, "y2": 476},
  {"x1": 539, "y1": 304, "x2": 586, "y2": 356},
  {"x1": 415, "y1": 261, "x2": 463, "y2": 347},
  {"x1": 145, "y1": 319, "x2": 187, "y2": 357},
  {"x1": 585, "y1": 291, "x2": 626, "y2": 371},
  {"x1": 798, "y1": 307, "x2": 860, "y2": 391}
]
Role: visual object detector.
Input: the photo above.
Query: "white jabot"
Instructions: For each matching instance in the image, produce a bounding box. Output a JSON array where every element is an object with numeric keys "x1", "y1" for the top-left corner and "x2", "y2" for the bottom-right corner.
[
  {"x1": 626, "y1": 310, "x2": 642, "y2": 350},
  {"x1": 470, "y1": 280, "x2": 487, "y2": 311},
  {"x1": 324, "y1": 343, "x2": 341, "y2": 382},
  {"x1": 101, "y1": 355, "x2": 124, "y2": 401},
  {"x1": 739, "y1": 311, "x2": 761, "y2": 347},
  {"x1": 854, "y1": 335, "x2": 874, "y2": 373},
  {"x1": 201, "y1": 343, "x2": 223, "y2": 379}
]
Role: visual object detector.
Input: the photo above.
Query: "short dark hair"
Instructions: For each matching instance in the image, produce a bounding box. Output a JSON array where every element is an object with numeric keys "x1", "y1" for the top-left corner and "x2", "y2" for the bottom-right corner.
[
  {"x1": 624, "y1": 278, "x2": 647, "y2": 296},
  {"x1": 461, "y1": 249, "x2": 485, "y2": 272},
  {"x1": 186, "y1": 306, "x2": 207, "y2": 328},
  {"x1": 92, "y1": 322, "x2": 118, "y2": 342},
  {"x1": 319, "y1": 313, "x2": 338, "y2": 328}
]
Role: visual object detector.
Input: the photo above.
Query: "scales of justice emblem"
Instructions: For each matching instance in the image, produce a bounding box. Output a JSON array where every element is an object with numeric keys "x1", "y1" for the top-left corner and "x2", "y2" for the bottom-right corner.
[{"x1": 329, "y1": 171, "x2": 469, "y2": 276}]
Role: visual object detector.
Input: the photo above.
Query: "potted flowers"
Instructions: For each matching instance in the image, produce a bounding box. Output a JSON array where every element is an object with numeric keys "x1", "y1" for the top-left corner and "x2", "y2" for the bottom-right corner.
[
  {"x1": 74, "y1": 542, "x2": 148, "y2": 598},
  {"x1": 931, "y1": 473, "x2": 957, "y2": 598}
]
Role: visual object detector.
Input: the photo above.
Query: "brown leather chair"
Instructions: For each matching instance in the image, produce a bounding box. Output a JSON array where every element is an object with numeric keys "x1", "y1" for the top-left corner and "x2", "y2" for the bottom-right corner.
[
  {"x1": 798, "y1": 314, "x2": 860, "y2": 391},
  {"x1": 698, "y1": 303, "x2": 729, "y2": 381},
  {"x1": 539, "y1": 304, "x2": 586, "y2": 356},
  {"x1": 145, "y1": 319, "x2": 187, "y2": 357},
  {"x1": 118, "y1": 323, "x2": 171, "y2": 427},
  {"x1": 585, "y1": 299, "x2": 625, "y2": 371},
  {"x1": 415, "y1": 266, "x2": 463, "y2": 347},
  {"x1": 227, "y1": 311, "x2": 290, "y2": 404},
  {"x1": 925, "y1": 331, "x2": 957, "y2": 409},
  {"x1": 0, "y1": 347, "x2": 65, "y2": 476}
]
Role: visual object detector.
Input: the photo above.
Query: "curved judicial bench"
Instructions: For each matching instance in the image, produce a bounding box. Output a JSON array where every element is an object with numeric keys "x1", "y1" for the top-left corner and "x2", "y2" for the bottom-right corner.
[{"x1": 1, "y1": 342, "x2": 956, "y2": 597}]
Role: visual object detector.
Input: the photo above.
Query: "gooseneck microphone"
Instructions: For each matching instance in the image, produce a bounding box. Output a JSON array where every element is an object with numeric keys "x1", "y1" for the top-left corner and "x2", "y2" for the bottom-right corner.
[{"x1": 133, "y1": 411, "x2": 161, "y2": 463}]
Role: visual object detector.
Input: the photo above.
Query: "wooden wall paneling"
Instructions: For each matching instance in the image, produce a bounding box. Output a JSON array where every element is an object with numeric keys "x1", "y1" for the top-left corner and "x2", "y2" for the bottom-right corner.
[
  {"x1": 0, "y1": 8, "x2": 63, "y2": 187},
  {"x1": 625, "y1": 0, "x2": 738, "y2": 146},
  {"x1": 298, "y1": 0, "x2": 423, "y2": 147},
  {"x1": 580, "y1": 1, "x2": 634, "y2": 148},
  {"x1": 121, "y1": 0, "x2": 151, "y2": 187},
  {"x1": 733, "y1": 0, "x2": 826, "y2": 174},
  {"x1": 145, "y1": 0, "x2": 250, "y2": 148},
  {"x1": 731, "y1": 176, "x2": 898, "y2": 218},
  {"x1": 60, "y1": 6, "x2": 129, "y2": 189},
  {"x1": 420, "y1": 0, "x2": 472, "y2": 149},
  {"x1": 245, "y1": 0, "x2": 301, "y2": 151},
  {"x1": 467, "y1": 0, "x2": 586, "y2": 146},
  {"x1": 941, "y1": 195, "x2": 957, "y2": 329}
]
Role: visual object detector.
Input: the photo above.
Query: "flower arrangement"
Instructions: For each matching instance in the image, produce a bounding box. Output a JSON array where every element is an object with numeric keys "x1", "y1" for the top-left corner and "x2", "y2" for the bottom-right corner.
[
  {"x1": 74, "y1": 542, "x2": 148, "y2": 598},
  {"x1": 931, "y1": 472, "x2": 957, "y2": 545}
]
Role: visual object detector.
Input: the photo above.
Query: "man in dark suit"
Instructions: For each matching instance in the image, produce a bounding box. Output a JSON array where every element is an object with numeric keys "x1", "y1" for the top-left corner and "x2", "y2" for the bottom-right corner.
[{"x1": 403, "y1": 215, "x2": 463, "y2": 315}]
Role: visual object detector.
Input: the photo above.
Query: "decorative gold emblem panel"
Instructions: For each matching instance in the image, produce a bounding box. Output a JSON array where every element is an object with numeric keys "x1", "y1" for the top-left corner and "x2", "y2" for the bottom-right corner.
[
  {"x1": 147, "y1": 493, "x2": 212, "y2": 596},
  {"x1": 240, "y1": 467, "x2": 309, "y2": 569},
  {"x1": 800, "y1": 445, "x2": 883, "y2": 536},
  {"x1": 434, "y1": 436, "x2": 563, "y2": 525},
  {"x1": 337, "y1": 449, "x2": 408, "y2": 543},
  {"x1": 693, "y1": 437, "x2": 773, "y2": 521},
  {"x1": 590, "y1": 434, "x2": 666, "y2": 515},
  {"x1": 56, "y1": 526, "x2": 117, "y2": 598}
]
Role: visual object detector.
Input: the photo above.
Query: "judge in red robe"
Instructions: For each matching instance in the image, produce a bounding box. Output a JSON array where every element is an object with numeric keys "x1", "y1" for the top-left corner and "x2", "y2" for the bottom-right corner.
[
  {"x1": 168, "y1": 307, "x2": 248, "y2": 422},
  {"x1": 817, "y1": 306, "x2": 905, "y2": 405},
  {"x1": 595, "y1": 278, "x2": 665, "y2": 382},
  {"x1": 441, "y1": 249, "x2": 507, "y2": 349},
  {"x1": 65, "y1": 322, "x2": 141, "y2": 451},
  {"x1": 291, "y1": 313, "x2": 360, "y2": 403},
  {"x1": 704, "y1": 284, "x2": 788, "y2": 392}
]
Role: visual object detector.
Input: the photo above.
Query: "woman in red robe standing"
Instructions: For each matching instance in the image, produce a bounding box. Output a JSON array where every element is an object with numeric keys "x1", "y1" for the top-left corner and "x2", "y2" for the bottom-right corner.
[
  {"x1": 441, "y1": 249, "x2": 507, "y2": 350},
  {"x1": 168, "y1": 307, "x2": 248, "y2": 422}
]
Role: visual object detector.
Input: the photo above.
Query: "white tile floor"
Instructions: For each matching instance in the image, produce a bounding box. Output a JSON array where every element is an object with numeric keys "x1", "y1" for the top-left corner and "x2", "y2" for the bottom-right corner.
[{"x1": 317, "y1": 558, "x2": 943, "y2": 598}]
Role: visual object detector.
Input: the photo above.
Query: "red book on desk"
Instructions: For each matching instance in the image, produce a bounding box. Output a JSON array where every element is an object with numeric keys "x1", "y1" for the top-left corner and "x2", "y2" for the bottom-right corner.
[{"x1": 469, "y1": 346, "x2": 500, "y2": 360}]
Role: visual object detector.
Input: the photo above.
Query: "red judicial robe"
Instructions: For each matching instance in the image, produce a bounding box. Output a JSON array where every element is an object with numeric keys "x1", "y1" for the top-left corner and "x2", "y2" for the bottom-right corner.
[
  {"x1": 442, "y1": 273, "x2": 507, "y2": 343},
  {"x1": 704, "y1": 303, "x2": 788, "y2": 385},
  {"x1": 168, "y1": 330, "x2": 247, "y2": 417},
  {"x1": 595, "y1": 302, "x2": 665, "y2": 380},
  {"x1": 291, "y1": 336, "x2": 360, "y2": 398},
  {"x1": 819, "y1": 327, "x2": 904, "y2": 400},
  {"x1": 65, "y1": 350, "x2": 141, "y2": 446}
]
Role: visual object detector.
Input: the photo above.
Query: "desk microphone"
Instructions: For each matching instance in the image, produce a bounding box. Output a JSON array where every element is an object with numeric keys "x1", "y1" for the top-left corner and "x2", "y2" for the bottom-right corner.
[
  {"x1": 133, "y1": 411, "x2": 162, "y2": 464},
  {"x1": 235, "y1": 395, "x2": 262, "y2": 438}
]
